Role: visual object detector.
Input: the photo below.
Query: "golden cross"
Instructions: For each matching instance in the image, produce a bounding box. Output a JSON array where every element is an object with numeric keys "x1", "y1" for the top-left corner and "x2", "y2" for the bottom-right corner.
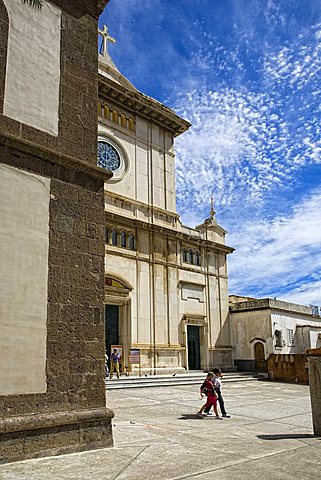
[{"x1": 98, "y1": 25, "x2": 116, "y2": 55}]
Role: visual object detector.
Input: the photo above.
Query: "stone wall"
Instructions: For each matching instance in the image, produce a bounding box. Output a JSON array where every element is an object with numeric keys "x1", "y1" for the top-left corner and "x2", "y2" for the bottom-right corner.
[
  {"x1": 0, "y1": 0, "x2": 99, "y2": 163},
  {"x1": 267, "y1": 354, "x2": 309, "y2": 384},
  {"x1": 0, "y1": 0, "x2": 113, "y2": 463},
  {"x1": 0, "y1": 139, "x2": 113, "y2": 463}
]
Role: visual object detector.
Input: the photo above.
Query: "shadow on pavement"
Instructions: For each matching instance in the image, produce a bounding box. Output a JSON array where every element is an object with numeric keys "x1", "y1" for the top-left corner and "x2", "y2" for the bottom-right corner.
[
  {"x1": 178, "y1": 414, "x2": 205, "y2": 420},
  {"x1": 257, "y1": 434, "x2": 320, "y2": 440}
]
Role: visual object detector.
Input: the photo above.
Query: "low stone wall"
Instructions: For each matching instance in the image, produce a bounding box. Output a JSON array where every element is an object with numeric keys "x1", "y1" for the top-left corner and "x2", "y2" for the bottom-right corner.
[
  {"x1": 0, "y1": 408, "x2": 114, "y2": 463},
  {"x1": 267, "y1": 354, "x2": 308, "y2": 384}
]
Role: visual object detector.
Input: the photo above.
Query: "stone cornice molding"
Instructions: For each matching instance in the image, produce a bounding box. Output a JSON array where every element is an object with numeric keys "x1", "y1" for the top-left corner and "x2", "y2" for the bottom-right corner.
[
  {"x1": 182, "y1": 314, "x2": 206, "y2": 321},
  {"x1": 229, "y1": 298, "x2": 321, "y2": 318},
  {"x1": 105, "y1": 210, "x2": 234, "y2": 254},
  {"x1": 98, "y1": 75, "x2": 191, "y2": 137},
  {"x1": 50, "y1": 0, "x2": 110, "y2": 18},
  {"x1": 0, "y1": 131, "x2": 112, "y2": 182},
  {"x1": 209, "y1": 346, "x2": 234, "y2": 351},
  {"x1": 131, "y1": 343, "x2": 185, "y2": 351},
  {"x1": 179, "y1": 280, "x2": 206, "y2": 288},
  {"x1": 105, "y1": 190, "x2": 179, "y2": 219}
]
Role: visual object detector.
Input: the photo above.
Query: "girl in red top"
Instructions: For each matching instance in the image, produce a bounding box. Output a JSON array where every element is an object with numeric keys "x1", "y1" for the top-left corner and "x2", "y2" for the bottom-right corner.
[{"x1": 197, "y1": 372, "x2": 221, "y2": 418}]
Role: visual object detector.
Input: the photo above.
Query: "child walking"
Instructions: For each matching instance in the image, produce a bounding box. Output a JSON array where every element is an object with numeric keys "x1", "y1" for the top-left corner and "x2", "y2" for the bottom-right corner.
[
  {"x1": 197, "y1": 372, "x2": 222, "y2": 419},
  {"x1": 203, "y1": 368, "x2": 231, "y2": 417}
]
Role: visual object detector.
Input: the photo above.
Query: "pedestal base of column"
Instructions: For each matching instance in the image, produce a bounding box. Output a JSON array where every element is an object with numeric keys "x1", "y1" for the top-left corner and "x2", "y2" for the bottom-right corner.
[{"x1": 0, "y1": 407, "x2": 114, "y2": 464}]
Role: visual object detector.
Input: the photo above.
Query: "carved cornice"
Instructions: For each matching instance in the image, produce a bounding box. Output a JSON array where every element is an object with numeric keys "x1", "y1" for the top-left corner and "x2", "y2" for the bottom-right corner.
[
  {"x1": 99, "y1": 76, "x2": 191, "y2": 137},
  {"x1": 105, "y1": 210, "x2": 234, "y2": 254}
]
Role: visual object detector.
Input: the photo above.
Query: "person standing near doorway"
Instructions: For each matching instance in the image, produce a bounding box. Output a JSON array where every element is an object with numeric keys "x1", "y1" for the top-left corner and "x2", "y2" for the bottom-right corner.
[{"x1": 110, "y1": 348, "x2": 120, "y2": 379}]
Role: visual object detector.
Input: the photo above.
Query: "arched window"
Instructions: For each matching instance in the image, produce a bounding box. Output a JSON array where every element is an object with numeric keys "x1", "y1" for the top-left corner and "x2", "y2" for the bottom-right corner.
[
  {"x1": 105, "y1": 227, "x2": 109, "y2": 244},
  {"x1": 120, "y1": 113, "x2": 127, "y2": 129},
  {"x1": 0, "y1": 1, "x2": 9, "y2": 114},
  {"x1": 120, "y1": 231, "x2": 127, "y2": 248},
  {"x1": 128, "y1": 233, "x2": 135, "y2": 250},
  {"x1": 128, "y1": 117, "x2": 135, "y2": 132},
  {"x1": 194, "y1": 251, "x2": 200, "y2": 266},
  {"x1": 182, "y1": 249, "x2": 187, "y2": 262},
  {"x1": 104, "y1": 104, "x2": 110, "y2": 120},
  {"x1": 111, "y1": 229, "x2": 118, "y2": 246},
  {"x1": 112, "y1": 108, "x2": 119, "y2": 124},
  {"x1": 188, "y1": 249, "x2": 193, "y2": 264}
]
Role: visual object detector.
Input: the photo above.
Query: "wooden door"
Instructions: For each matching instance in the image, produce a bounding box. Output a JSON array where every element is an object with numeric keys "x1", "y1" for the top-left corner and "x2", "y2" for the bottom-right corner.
[{"x1": 254, "y1": 342, "x2": 267, "y2": 372}]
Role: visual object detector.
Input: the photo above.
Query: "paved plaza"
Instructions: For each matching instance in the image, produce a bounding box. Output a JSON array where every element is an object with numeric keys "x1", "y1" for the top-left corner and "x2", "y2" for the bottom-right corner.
[{"x1": 1, "y1": 380, "x2": 321, "y2": 479}]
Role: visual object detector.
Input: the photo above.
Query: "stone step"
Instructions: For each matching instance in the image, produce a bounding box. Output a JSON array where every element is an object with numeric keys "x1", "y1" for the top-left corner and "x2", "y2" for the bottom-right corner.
[{"x1": 105, "y1": 372, "x2": 259, "y2": 389}]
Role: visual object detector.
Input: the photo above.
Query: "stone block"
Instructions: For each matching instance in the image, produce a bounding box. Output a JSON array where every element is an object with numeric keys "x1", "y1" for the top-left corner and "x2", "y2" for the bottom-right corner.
[
  {"x1": 73, "y1": 219, "x2": 88, "y2": 237},
  {"x1": 55, "y1": 215, "x2": 74, "y2": 233},
  {"x1": 88, "y1": 237, "x2": 105, "y2": 256},
  {"x1": 87, "y1": 222, "x2": 97, "y2": 238},
  {"x1": 51, "y1": 180, "x2": 79, "y2": 202}
]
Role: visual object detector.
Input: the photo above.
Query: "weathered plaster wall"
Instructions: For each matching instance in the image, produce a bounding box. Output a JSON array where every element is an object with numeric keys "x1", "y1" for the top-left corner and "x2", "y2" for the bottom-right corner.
[
  {"x1": 231, "y1": 309, "x2": 272, "y2": 359},
  {"x1": 3, "y1": 0, "x2": 61, "y2": 135},
  {"x1": 0, "y1": 1, "x2": 9, "y2": 113},
  {"x1": 0, "y1": 164, "x2": 50, "y2": 395},
  {"x1": 271, "y1": 311, "x2": 321, "y2": 354}
]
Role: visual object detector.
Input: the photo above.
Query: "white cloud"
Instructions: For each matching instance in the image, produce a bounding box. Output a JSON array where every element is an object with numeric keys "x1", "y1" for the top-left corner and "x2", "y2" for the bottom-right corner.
[
  {"x1": 228, "y1": 191, "x2": 321, "y2": 305},
  {"x1": 173, "y1": 86, "x2": 299, "y2": 217},
  {"x1": 171, "y1": 20, "x2": 321, "y2": 226},
  {"x1": 170, "y1": 18, "x2": 321, "y2": 306}
]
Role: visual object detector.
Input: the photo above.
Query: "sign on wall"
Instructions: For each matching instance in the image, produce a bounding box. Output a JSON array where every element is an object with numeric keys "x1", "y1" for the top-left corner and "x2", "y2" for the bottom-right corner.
[{"x1": 129, "y1": 349, "x2": 140, "y2": 364}]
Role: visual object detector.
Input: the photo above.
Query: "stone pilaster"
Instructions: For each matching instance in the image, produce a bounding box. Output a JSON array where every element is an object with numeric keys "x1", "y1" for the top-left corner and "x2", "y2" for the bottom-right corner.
[
  {"x1": 306, "y1": 348, "x2": 321, "y2": 436},
  {"x1": 0, "y1": 0, "x2": 113, "y2": 463}
]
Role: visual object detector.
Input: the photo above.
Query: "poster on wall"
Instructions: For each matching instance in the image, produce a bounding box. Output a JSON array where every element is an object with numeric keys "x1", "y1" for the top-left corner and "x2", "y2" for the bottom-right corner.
[
  {"x1": 129, "y1": 349, "x2": 140, "y2": 364},
  {"x1": 129, "y1": 349, "x2": 141, "y2": 376}
]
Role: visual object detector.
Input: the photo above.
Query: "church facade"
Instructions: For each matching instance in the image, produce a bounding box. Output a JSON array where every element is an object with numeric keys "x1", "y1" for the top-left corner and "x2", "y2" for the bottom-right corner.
[{"x1": 97, "y1": 42, "x2": 235, "y2": 374}]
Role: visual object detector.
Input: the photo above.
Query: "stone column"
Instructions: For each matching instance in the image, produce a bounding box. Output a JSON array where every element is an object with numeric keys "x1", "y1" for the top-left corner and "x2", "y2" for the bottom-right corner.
[
  {"x1": 0, "y1": 0, "x2": 113, "y2": 464},
  {"x1": 306, "y1": 348, "x2": 321, "y2": 436}
]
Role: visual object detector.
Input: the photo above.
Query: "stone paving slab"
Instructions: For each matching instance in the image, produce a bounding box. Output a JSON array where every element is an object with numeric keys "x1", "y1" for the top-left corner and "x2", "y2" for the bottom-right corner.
[
  {"x1": 185, "y1": 445, "x2": 321, "y2": 480},
  {"x1": 1, "y1": 381, "x2": 320, "y2": 480}
]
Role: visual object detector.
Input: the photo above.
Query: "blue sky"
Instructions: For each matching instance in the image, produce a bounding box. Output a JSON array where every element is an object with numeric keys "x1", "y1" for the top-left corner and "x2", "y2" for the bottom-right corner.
[{"x1": 100, "y1": 0, "x2": 321, "y2": 306}]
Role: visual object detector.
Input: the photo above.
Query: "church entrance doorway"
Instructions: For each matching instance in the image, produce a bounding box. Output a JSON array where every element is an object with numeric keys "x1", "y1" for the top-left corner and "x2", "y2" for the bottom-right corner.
[
  {"x1": 104, "y1": 275, "x2": 133, "y2": 374},
  {"x1": 105, "y1": 304, "x2": 119, "y2": 357},
  {"x1": 187, "y1": 325, "x2": 201, "y2": 370},
  {"x1": 254, "y1": 341, "x2": 267, "y2": 372}
]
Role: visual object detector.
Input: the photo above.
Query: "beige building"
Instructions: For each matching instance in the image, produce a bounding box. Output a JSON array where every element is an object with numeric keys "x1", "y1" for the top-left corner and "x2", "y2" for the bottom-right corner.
[
  {"x1": 97, "y1": 40, "x2": 234, "y2": 374},
  {"x1": 230, "y1": 296, "x2": 321, "y2": 372}
]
